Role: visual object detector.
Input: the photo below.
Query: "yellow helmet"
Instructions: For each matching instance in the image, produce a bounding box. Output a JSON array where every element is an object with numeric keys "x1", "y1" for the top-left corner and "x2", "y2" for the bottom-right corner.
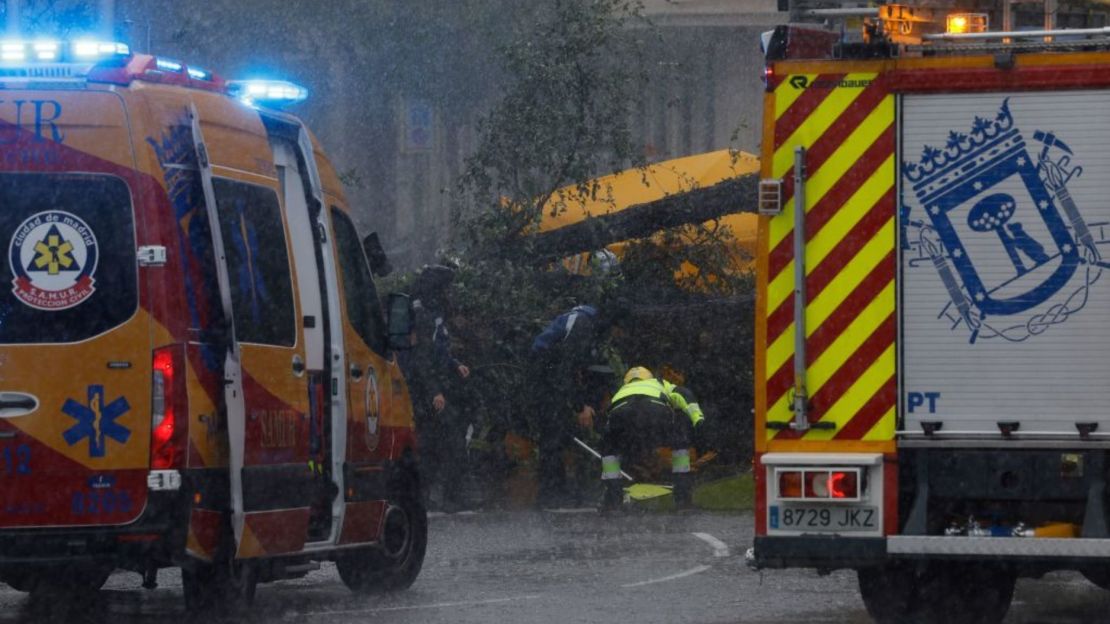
[{"x1": 624, "y1": 366, "x2": 654, "y2": 384}]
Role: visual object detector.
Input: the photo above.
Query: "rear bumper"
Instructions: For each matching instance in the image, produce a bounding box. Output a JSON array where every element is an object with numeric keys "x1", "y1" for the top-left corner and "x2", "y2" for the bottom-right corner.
[
  {"x1": 0, "y1": 490, "x2": 189, "y2": 568},
  {"x1": 752, "y1": 535, "x2": 1110, "y2": 570},
  {"x1": 888, "y1": 535, "x2": 1110, "y2": 563},
  {"x1": 752, "y1": 536, "x2": 887, "y2": 569}
]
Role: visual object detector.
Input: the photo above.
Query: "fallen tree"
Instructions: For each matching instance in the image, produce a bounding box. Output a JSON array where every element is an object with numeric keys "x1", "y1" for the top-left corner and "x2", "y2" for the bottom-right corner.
[{"x1": 528, "y1": 173, "x2": 758, "y2": 261}]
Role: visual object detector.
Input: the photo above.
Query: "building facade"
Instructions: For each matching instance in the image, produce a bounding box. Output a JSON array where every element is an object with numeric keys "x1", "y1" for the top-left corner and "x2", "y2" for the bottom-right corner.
[{"x1": 116, "y1": 0, "x2": 781, "y2": 267}]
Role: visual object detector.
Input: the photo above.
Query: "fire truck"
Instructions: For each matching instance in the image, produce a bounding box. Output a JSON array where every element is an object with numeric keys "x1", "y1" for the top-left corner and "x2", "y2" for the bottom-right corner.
[
  {"x1": 0, "y1": 39, "x2": 423, "y2": 607},
  {"x1": 749, "y1": 7, "x2": 1110, "y2": 623}
]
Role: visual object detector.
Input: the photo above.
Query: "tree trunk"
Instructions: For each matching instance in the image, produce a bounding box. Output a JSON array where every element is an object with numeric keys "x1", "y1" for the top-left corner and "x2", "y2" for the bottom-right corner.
[{"x1": 528, "y1": 173, "x2": 758, "y2": 262}]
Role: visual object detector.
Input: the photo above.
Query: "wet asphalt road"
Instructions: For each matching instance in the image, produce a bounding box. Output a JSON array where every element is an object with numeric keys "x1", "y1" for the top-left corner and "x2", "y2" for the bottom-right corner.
[{"x1": 1, "y1": 510, "x2": 1109, "y2": 623}]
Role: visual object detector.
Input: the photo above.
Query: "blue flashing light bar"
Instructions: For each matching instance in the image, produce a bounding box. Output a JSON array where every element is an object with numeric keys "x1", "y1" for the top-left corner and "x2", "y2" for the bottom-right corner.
[
  {"x1": 187, "y1": 66, "x2": 212, "y2": 81},
  {"x1": 227, "y1": 79, "x2": 309, "y2": 106},
  {"x1": 70, "y1": 39, "x2": 130, "y2": 60},
  {"x1": 0, "y1": 38, "x2": 129, "y2": 63},
  {"x1": 31, "y1": 41, "x2": 60, "y2": 61},
  {"x1": 0, "y1": 41, "x2": 26, "y2": 62},
  {"x1": 155, "y1": 57, "x2": 183, "y2": 73}
]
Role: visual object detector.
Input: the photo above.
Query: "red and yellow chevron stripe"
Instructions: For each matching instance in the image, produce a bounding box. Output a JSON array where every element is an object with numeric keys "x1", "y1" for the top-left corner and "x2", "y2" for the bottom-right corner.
[{"x1": 757, "y1": 70, "x2": 896, "y2": 449}]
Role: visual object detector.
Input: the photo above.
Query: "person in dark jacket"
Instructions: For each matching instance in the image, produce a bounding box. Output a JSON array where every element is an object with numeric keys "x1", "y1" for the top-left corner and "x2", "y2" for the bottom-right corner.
[
  {"x1": 398, "y1": 265, "x2": 471, "y2": 512},
  {"x1": 530, "y1": 302, "x2": 625, "y2": 508}
]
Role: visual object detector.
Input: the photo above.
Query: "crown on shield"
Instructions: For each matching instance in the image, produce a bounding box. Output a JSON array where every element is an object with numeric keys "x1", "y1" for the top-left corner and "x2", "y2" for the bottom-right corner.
[{"x1": 903, "y1": 100, "x2": 1019, "y2": 200}]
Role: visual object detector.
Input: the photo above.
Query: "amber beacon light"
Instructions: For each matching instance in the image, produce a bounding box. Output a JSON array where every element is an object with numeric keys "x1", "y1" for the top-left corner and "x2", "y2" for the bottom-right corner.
[{"x1": 946, "y1": 12, "x2": 989, "y2": 34}]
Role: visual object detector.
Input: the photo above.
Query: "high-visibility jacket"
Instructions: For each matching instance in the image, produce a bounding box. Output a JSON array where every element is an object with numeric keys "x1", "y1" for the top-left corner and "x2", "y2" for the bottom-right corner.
[{"x1": 610, "y1": 378, "x2": 704, "y2": 427}]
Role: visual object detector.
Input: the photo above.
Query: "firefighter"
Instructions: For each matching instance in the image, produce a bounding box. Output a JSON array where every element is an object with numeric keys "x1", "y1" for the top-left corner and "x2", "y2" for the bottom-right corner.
[
  {"x1": 529, "y1": 302, "x2": 625, "y2": 508},
  {"x1": 599, "y1": 366, "x2": 705, "y2": 511},
  {"x1": 399, "y1": 264, "x2": 472, "y2": 512}
]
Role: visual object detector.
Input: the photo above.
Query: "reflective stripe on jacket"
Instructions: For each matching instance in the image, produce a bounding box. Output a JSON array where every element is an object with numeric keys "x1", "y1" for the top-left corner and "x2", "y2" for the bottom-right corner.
[{"x1": 610, "y1": 378, "x2": 704, "y2": 427}]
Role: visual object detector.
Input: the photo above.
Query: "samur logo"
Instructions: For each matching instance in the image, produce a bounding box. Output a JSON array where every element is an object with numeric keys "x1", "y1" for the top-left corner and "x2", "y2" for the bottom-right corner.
[{"x1": 8, "y1": 210, "x2": 98, "y2": 311}]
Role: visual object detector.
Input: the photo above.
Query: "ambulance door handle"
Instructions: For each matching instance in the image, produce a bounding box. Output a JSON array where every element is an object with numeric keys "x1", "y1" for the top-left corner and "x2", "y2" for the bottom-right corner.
[
  {"x1": 0, "y1": 398, "x2": 34, "y2": 410},
  {"x1": 349, "y1": 364, "x2": 363, "y2": 381},
  {"x1": 0, "y1": 392, "x2": 38, "y2": 418},
  {"x1": 292, "y1": 355, "x2": 306, "y2": 377}
]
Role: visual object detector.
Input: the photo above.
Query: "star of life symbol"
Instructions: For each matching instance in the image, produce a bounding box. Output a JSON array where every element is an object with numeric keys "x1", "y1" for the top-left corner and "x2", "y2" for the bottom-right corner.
[
  {"x1": 902, "y1": 99, "x2": 1107, "y2": 343},
  {"x1": 31, "y1": 227, "x2": 77, "y2": 274},
  {"x1": 8, "y1": 210, "x2": 98, "y2": 311},
  {"x1": 62, "y1": 385, "x2": 131, "y2": 458}
]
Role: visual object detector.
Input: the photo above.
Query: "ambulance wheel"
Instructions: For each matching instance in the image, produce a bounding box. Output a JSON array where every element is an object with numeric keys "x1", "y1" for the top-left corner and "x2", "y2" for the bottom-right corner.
[
  {"x1": 858, "y1": 562, "x2": 1015, "y2": 624},
  {"x1": 337, "y1": 465, "x2": 427, "y2": 593}
]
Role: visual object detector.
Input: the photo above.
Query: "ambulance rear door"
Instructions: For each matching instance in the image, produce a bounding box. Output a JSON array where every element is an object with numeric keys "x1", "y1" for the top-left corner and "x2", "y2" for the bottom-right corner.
[
  {"x1": 153, "y1": 93, "x2": 317, "y2": 558},
  {"x1": 0, "y1": 90, "x2": 153, "y2": 528}
]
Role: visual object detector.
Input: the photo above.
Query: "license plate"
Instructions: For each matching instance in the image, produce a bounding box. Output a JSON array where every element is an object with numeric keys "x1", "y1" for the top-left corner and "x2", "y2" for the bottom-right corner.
[{"x1": 769, "y1": 505, "x2": 878, "y2": 532}]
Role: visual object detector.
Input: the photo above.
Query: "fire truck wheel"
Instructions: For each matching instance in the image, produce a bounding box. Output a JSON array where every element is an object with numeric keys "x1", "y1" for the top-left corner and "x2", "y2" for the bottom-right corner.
[
  {"x1": 1081, "y1": 567, "x2": 1110, "y2": 589},
  {"x1": 336, "y1": 465, "x2": 427, "y2": 593},
  {"x1": 0, "y1": 574, "x2": 34, "y2": 593},
  {"x1": 858, "y1": 562, "x2": 1015, "y2": 624}
]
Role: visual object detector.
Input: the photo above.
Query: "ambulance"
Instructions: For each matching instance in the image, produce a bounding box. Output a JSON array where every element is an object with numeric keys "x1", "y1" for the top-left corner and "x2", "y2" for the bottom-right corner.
[
  {"x1": 0, "y1": 39, "x2": 423, "y2": 606},
  {"x1": 750, "y1": 8, "x2": 1110, "y2": 623}
]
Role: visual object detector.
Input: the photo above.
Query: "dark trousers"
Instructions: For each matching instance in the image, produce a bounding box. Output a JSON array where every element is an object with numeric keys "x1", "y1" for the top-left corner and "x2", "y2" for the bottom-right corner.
[
  {"x1": 601, "y1": 396, "x2": 692, "y2": 472},
  {"x1": 537, "y1": 405, "x2": 574, "y2": 502},
  {"x1": 416, "y1": 403, "x2": 468, "y2": 505},
  {"x1": 532, "y1": 355, "x2": 576, "y2": 504}
]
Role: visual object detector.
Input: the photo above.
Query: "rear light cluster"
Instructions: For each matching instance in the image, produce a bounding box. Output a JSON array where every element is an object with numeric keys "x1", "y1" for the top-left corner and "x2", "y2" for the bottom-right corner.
[
  {"x1": 776, "y1": 468, "x2": 862, "y2": 501},
  {"x1": 758, "y1": 178, "x2": 784, "y2": 216},
  {"x1": 151, "y1": 346, "x2": 188, "y2": 470}
]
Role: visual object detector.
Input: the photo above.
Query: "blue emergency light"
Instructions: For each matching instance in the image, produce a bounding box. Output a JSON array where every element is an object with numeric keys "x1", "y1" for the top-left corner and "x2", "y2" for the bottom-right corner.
[
  {"x1": 187, "y1": 66, "x2": 212, "y2": 81},
  {"x1": 0, "y1": 36, "x2": 302, "y2": 105},
  {"x1": 72, "y1": 39, "x2": 130, "y2": 60},
  {"x1": 154, "y1": 57, "x2": 183, "y2": 73},
  {"x1": 226, "y1": 79, "x2": 309, "y2": 107},
  {"x1": 0, "y1": 38, "x2": 129, "y2": 63}
]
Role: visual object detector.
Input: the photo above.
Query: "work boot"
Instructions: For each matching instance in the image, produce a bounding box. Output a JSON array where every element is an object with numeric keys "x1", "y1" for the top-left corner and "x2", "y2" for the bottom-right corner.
[
  {"x1": 600, "y1": 481, "x2": 624, "y2": 512},
  {"x1": 672, "y1": 473, "x2": 694, "y2": 511}
]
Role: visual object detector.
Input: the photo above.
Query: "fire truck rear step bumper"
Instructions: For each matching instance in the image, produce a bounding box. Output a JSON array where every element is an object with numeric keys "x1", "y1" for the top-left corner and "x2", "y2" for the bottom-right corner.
[
  {"x1": 753, "y1": 536, "x2": 886, "y2": 568},
  {"x1": 888, "y1": 536, "x2": 1110, "y2": 558},
  {"x1": 754, "y1": 535, "x2": 1110, "y2": 569}
]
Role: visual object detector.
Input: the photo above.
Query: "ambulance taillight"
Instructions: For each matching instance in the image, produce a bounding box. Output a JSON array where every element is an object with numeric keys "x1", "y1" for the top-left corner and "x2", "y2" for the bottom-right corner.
[{"x1": 151, "y1": 346, "x2": 187, "y2": 470}]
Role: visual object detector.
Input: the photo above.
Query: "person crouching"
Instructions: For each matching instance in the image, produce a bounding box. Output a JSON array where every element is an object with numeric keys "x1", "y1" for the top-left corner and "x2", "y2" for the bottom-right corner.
[{"x1": 599, "y1": 366, "x2": 705, "y2": 511}]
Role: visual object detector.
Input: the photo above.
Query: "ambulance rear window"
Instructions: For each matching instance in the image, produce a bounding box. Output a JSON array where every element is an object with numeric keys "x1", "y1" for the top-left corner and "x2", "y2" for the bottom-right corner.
[
  {"x1": 0, "y1": 173, "x2": 136, "y2": 344},
  {"x1": 212, "y1": 178, "x2": 296, "y2": 347}
]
